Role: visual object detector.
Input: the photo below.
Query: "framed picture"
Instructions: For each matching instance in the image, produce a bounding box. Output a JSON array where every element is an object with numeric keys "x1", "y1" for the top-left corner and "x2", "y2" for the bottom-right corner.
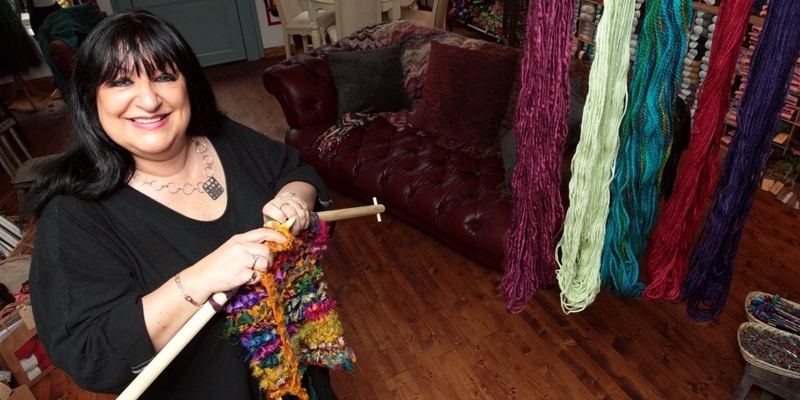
[{"x1": 264, "y1": 0, "x2": 281, "y2": 26}]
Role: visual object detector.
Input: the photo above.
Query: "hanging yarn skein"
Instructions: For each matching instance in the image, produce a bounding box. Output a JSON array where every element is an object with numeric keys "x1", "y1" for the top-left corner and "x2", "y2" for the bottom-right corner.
[
  {"x1": 224, "y1": 215, "x2": 356, "y2": 399},
  {"x1": 555, "y1": 0, "x2": 635, "y2": 313},
  {"x1": 643, "y1": 0, "x2": 754, "y2": 301},
  {"x1": 501, "y1": 0, "x2": 573, "y2": 314},
  {"x1": 601, "y1": 0, "x2": 693, "y2": 298},
  {"x1": 682, "y1": 0, "x2": 800, "y2": 322}
]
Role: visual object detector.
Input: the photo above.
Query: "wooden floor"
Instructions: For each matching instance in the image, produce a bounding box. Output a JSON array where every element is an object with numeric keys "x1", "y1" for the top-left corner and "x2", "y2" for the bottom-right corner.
[{"x1": 3, "y1": 53, "x2": 799, "y2": 400}]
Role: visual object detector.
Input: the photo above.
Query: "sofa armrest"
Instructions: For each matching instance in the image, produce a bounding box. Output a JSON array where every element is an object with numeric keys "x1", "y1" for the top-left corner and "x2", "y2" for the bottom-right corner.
[{"x1": 263, "y1": 47, "x2": 346, "y2": 129}]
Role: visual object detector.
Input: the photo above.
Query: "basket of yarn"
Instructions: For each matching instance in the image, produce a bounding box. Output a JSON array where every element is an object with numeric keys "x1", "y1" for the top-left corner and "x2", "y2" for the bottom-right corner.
[
  {"x1": 745, "y1": 291, "x2": 800, "y2": 336},
  {"x1": 738, "y1": 322, "x2": 800, "y2": 378}
]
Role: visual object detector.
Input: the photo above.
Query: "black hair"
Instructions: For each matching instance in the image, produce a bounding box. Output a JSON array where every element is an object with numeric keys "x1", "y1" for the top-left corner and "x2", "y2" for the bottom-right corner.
[{"x1": 21, "y1": 9, "x2": 224, "y2": 224}]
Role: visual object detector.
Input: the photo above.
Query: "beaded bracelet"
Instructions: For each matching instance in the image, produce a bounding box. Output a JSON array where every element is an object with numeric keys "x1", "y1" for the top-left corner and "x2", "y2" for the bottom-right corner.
[
  {"x1": 174, "y1": 273, "x2": 202, "y2": 309},
  {"x1": 278, "y1": 192, "x2": 299, "y2": 198}
]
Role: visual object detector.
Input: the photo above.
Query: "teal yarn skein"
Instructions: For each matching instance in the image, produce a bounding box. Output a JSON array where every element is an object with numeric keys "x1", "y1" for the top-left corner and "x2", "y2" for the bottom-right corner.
[{"x1": 601, "y1": 0, "x2": 693, "y2": 297}]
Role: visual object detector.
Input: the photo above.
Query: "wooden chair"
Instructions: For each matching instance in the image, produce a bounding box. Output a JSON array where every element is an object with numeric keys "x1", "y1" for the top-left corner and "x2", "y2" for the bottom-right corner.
[
  {"x1": 325, "y1": 0, "x2": 381, "y2": 42},
  {"x1": 274, "y1": 0, "x2": 336, "y2": 58},
  {"x1": 0, "y1": 103, "x2": 59, "y2": 211},
  {"x1": 398, "y1": 0, "x2": 449, "y2": 30}
]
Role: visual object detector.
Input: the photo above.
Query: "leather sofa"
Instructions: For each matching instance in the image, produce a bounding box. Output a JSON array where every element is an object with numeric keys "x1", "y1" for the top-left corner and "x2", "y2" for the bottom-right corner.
[{"x1": 262, "y1": 23, "x2": 520, "y2": 270}]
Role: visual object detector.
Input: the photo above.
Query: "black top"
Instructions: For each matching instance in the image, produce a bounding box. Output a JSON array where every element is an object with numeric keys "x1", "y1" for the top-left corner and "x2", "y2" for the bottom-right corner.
[{"x1": 29, "y1": 118, "x2": 332, "y2": 399}]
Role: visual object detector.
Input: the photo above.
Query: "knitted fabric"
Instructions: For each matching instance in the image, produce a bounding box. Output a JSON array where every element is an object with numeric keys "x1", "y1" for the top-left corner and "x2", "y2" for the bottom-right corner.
[
  {"x1": 315, "y1": 110, "x2": 409, "y2": 159},
  {"x1": 601, "y1": 0, "x2": 693, "y2": 298},
  {"x1": 224, "y1": 215, "x2": 355, "y2": 399},
  {"x1": 500, "y1": 0, "x2": 573, "y2": 314}
]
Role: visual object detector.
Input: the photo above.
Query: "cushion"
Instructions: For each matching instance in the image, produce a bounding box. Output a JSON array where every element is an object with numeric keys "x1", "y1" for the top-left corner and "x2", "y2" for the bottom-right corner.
[
  {"x1": 408, "y1": 41, "x2": 519, "y2": 150},
  {"x1": 325, "y1": 45, "x2": 409, "y2": 116},
  {"x1": 501, "y1": 78, "x2": 588, "y2": 194},
  {"x1": 501, "y1": 128, "x2": 516, "y2": 191}
]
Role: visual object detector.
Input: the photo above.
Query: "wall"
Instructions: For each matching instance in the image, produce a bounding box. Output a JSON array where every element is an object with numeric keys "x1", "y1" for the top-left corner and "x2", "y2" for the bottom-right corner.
[
  {"x1": 3, "y1": 0, "x2": 283, "y2": 84},
  {"x1": 253, "y1": 0, "x2": 286, "y2": 48},
  {"x1": 97, "y1": 0, "x2": 285, "y2": 52},
  {"x1": 94, "y1": 0, "x2": 285, "y2": 49}
]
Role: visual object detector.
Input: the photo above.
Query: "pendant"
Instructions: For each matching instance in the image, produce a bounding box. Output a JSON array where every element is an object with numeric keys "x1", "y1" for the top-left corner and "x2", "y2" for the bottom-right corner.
[{"x1": 202, "y1": 176, "x2": 225, "y2": 200}]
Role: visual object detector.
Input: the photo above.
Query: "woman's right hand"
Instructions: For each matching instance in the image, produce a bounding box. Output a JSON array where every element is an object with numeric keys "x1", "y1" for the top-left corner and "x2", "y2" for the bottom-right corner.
[{"x1": 179, "y1": 227, "x2": 287, "y2": 302}]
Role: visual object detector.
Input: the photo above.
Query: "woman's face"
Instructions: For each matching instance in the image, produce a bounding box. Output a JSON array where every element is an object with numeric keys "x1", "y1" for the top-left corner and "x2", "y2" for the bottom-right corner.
[{"x1": 96, "y1": 63, "x2": 192, "y2": 163}]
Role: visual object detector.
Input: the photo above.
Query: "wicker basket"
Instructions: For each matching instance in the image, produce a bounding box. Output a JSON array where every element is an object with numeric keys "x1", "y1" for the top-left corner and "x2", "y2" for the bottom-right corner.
[
  {"x1": 738, "y1": 322, "x2": 800, "y2": 378},
  {"x1": 744, "y1": 291, "x2": 800, "y2": 329}
]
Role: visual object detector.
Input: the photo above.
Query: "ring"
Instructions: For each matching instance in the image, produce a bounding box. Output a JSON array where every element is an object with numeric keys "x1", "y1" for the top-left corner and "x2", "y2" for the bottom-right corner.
[
  {"x1": 294, "y1": 202, "x2": 306, "y2": 211},
  {"x1": 278, "y1": 202, "x2": 291, "y2": 208},
  {"x1": 248, "y1": 271, "x2": 260, "y2": 284},
  {"x1": 252, "y1": 254, "x2": 259, "y2": 269}
]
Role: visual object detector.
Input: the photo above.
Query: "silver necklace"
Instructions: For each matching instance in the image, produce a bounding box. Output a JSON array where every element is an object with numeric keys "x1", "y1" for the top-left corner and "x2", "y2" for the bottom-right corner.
[{"x1": 130, "y1": 137, "x2": 225, "y2": 200}]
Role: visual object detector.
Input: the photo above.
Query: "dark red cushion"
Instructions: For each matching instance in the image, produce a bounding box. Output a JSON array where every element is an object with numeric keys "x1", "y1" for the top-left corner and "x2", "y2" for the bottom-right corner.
[{"x1": 409, "y1": 41, "x2": 519, "y2": 149}]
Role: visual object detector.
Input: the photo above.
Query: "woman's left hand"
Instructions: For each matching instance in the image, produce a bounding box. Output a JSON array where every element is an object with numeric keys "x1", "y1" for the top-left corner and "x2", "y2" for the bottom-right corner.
[{"x1": 263, "y1": 192, "x2": 310, "y2": 234}]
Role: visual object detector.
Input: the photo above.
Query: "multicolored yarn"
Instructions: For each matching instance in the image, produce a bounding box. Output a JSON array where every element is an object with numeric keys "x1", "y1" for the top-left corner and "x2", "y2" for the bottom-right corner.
[
  {"x1": 600, "y1": 0, "x2": 692, "y2": 299},
  {"x1": 224, "y1": 215, "x2": 355, "y2": 399},
  {"x1": 643, "y1": 0, "x2": 754, "y2": 301},
  {"x1": 739, "y1": 323, "x2": 800, "y2": 374},
  {"x1": 682, "y1": 0, "x2": 800, "y2": 321},
  {"x1": 500, "y1": 0, "x2": 573, "y2": 314},
  {"x1": 556, "y1": 0, "x2": 635, "y2": 313},
  {"x1": 747, "y1": 293, "x2": 800, "y2": 335},
  {"x1": 315, "y1": 111, "x2": 409, "y2": 159}
]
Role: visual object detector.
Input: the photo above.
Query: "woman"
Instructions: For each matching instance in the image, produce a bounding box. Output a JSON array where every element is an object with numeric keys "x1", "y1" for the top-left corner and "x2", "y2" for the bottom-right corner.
[{"x1": 23, "y1": 10, "x2": 336, "y2": 399}]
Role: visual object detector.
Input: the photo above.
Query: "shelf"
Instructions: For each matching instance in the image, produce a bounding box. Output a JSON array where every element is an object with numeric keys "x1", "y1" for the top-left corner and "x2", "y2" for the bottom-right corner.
[
  {"x1": 693, "y1": 2, "x2": 718, "y2": 14},
  {"x1": 691, "y1": 2, "x2": 765, "y2": 25},
  {"x1": 725, "y1": 113, "x2": 800, "y2": 129},
  {"x1": 447, "y1": 17, "x2": 503, "y2": 43},
  {"x1": 448, "y1": 0, "x2": 505, "y2": 43}
]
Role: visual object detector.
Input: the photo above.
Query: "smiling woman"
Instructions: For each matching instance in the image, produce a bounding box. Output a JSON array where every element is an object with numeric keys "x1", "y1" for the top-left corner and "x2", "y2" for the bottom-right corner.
[
  {"x1": 96, "y1": 67, "x2": 193, "y2": 178},
  {"x1": 19, "y1": 10, "x2": 339, "y2": 400}
]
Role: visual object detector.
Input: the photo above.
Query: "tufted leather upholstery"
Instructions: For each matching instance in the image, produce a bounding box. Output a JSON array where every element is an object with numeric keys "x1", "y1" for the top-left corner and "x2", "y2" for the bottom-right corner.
[{"x1": 263, "y1": 46, "x2": 512, "y2": 270}]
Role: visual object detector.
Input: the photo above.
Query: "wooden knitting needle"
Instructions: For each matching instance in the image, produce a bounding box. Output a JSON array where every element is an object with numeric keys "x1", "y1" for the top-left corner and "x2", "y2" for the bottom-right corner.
[
  {"x1": 316, "y1": 203, "x2": 385, "y2": 221},
  {"x1": 118, "y1": 203, "x2": 384, "y2": 400}
]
